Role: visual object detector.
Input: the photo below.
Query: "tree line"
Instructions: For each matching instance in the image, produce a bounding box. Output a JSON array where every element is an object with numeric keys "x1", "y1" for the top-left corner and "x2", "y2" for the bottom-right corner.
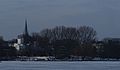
[{"x1": 0, "y1": 26, "x2": 120, "y2": 60}]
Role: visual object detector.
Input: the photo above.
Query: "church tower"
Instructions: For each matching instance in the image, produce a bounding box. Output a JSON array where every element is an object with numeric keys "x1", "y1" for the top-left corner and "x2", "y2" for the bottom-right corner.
[
  {"x1": 23, "y1": 19, "x2": 30, "y2": 45},
  {"x1": 24, "y1": 19, "x2": 29, "y2": 36}
]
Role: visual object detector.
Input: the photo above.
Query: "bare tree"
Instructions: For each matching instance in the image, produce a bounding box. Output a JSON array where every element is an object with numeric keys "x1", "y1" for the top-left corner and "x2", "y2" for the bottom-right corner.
[
  {"x1": 77, "y1": 26, "x2": 97, "y2": 45},
  {"x1": 77, "y1": 26, "x2": 97, "y2": 60}
]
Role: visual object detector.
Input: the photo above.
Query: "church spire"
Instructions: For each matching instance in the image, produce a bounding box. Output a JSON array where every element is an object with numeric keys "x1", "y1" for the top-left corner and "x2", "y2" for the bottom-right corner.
[
  {"x1": 23, "y1": 19, "x2": 30, "y2": 45},
  {"x1": 24, "y1": 19, "x2": 29, "y2": 36}
]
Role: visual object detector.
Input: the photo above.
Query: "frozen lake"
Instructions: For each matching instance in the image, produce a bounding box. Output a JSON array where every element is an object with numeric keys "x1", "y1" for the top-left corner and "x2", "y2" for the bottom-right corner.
[{"x1": 0, "y1": 61, "x2": 120, "y2": 70}]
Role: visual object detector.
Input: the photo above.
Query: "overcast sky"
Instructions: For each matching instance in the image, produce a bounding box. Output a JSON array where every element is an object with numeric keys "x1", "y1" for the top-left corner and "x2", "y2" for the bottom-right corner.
[{"x1": 0, "y1": 0, "x2": 120, "y2": 40}]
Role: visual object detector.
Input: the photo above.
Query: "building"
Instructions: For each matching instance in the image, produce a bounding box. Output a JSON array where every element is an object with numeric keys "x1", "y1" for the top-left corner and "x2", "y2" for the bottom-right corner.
[
  {"x1": 13, "y1": 20, "x2": 31, "y2": 51},
  {"x1": 103, "y1": 38, "x2": 120, "y2": 44}
]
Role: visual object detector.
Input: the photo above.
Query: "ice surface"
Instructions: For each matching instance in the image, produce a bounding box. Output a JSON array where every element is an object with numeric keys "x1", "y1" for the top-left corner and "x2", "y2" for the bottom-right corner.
[{"x1": 0, "y1": 61, "x2": 120, "y2": 70}]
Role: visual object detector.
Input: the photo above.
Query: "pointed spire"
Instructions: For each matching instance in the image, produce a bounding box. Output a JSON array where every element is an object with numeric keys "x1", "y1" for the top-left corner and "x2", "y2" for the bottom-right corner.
[
  {"x1": 23, "y1": 19, "x2": 30, "y2": 45},
  {"x1": 24, "y1": 19, "x2": 29, "y2": 36}
]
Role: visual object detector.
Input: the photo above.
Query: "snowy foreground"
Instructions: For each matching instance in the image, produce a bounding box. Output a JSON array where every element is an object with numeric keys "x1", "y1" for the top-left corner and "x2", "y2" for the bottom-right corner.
[{"x1": 0, "y1": 61, "x2": 120, "y2": 70}]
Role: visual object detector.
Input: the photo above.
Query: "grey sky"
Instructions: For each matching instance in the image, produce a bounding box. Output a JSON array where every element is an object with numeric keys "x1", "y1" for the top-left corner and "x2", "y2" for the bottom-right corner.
[{"x1": 0, "y1": 0, "x2": 120, "y2": 40}]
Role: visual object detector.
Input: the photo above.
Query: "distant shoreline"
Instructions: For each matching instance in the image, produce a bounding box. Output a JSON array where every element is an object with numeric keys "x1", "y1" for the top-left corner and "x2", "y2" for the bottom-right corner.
[
  {"x1": 1, "y1": 56, "x2": 120, "y2": 62},
  {"x1": 1, "y1": 59, "x2": 120, "y2": 62}
]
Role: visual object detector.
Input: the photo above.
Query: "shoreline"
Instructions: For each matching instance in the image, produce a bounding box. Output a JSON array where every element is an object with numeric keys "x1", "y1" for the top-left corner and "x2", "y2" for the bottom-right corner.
[
  {"x1": 1, "y1": 56, "x2": 120, "y2": 62},
  {"x1": 1, "y1": 59, "x2": 120, "y2": 62}
]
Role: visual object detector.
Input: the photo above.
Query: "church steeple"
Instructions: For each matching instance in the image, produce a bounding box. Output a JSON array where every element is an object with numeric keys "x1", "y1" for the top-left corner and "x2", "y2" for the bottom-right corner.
[
  {"x1": 23, "y1": 19, "x2": 30, "y2": 45},
  {"x1": 24, "y1": 19, "x2": 29, "y2": 36}
]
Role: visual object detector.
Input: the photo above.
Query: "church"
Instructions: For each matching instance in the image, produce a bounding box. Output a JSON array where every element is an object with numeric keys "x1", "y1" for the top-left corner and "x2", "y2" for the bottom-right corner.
[{"x1": 13, "y1": 20, "x2": 31, "y2": 51}]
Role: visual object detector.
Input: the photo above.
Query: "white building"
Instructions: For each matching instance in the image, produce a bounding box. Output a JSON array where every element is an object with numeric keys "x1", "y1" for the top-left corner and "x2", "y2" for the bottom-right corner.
[{"x1": 13, "y1": 39, "x2": 23, "y2": 51}]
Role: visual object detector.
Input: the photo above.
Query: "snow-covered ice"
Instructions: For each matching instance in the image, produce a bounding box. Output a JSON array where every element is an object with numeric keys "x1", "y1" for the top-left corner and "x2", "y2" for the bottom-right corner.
[{"x1": 0, "y1": 61, "x2": 120, "y2": 70}]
